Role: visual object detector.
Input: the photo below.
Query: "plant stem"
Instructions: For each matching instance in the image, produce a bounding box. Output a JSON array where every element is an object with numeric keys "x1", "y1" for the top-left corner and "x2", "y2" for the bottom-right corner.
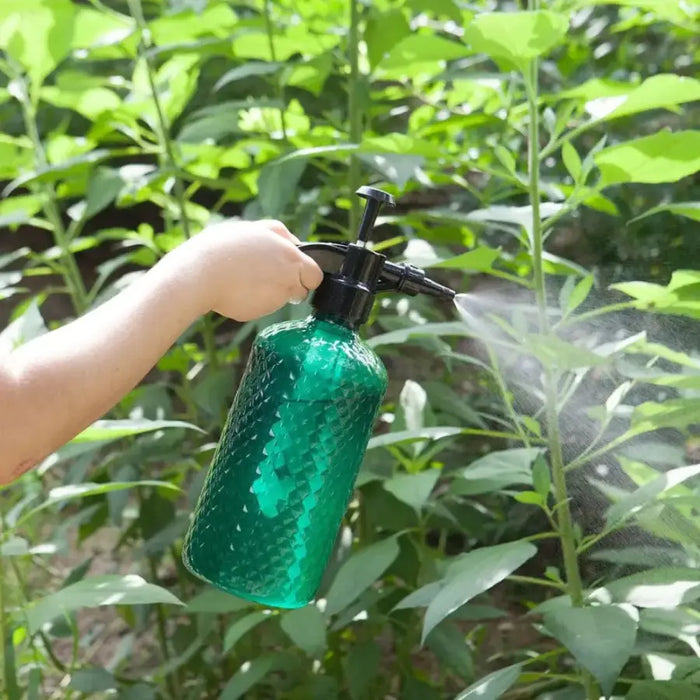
[
  {"x1": 348, "y1": 0, "x2": 362, "y2": 236},
  {"x1": 13, "y1": 75, "x2": 89, "y2": 315},
  {"x1": 487, "y1": 346, "x2": 531, "y2": 446},
  {"x1": 128, "y1": 0, "x2": 190, "y2": 241},
  {"x1": 148, "y1": 557, "x2": 181, "y2": 700},
  {"x1": 263, "y1": 0, "x2": 288, "y2": 141},
  {"x1": 525, "y1": 3, "x2": 598, "y2": 696},
  {"x1": 128, "y1": 0, "x2": 219, "y2": 371}
]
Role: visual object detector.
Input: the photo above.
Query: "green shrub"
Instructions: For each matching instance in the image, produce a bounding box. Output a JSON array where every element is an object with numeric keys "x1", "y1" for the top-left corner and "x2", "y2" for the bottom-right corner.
[{"x1": 1, "y1": 1, "x2": 699, "y2": 698}]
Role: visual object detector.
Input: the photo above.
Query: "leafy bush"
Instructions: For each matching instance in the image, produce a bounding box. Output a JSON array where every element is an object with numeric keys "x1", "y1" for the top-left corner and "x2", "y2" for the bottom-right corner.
[{"x1": 1, "y1": 1, "x2": 699, "y2": 699}]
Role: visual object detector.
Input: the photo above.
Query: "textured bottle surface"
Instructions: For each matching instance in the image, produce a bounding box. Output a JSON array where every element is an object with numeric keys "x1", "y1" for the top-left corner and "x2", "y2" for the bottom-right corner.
[{"x1": 182, "y1": 315, "x2": 387, "y2": 608}]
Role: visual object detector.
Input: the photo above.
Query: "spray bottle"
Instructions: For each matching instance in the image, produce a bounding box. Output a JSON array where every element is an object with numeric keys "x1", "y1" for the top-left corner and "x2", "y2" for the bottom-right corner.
[{"x1": 182, "y1": 186, "x2": 456, "y2": 608}]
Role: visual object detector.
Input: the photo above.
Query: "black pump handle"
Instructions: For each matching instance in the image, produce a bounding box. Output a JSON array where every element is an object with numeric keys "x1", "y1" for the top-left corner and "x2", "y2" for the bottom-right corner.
[{"x1": 356, "y1": 186, "x2": 396, "y2": 244}]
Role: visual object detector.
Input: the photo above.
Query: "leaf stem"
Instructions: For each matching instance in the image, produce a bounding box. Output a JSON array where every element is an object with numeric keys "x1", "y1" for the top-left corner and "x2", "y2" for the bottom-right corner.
[
  {"x1": 525, "y1": 2, "x2": 598, "y2": 696},
  {"x1": 487, "y1": 346, "x2": 531, "y2": 446},
  {"x1": 348, "y1": 0, "x2": 362, "y2": 236},
  {"x1": 507, "y1": 574, "x2": 565, "y2": 591}
]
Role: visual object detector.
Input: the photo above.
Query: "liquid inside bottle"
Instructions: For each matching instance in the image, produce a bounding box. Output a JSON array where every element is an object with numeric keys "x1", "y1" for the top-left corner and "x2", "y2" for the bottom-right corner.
[{"x1": 182, "y1": 314, "x2": 387, "y2": 608}]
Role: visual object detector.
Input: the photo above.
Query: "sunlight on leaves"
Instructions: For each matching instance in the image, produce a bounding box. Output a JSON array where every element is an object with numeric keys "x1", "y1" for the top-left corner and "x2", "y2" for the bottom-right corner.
[
  {"x1": 596, "y1": 131, "x2": 700, "y2": 186},
  {"x1": 453, "y1": 663, "x2": 522, "y2": 700},
  {"x1": 463, "y1": 11, "x2": 568, "y2": 71},
  {"x1": 26, "y1": 575, "x2": 183, "y2": 634}
]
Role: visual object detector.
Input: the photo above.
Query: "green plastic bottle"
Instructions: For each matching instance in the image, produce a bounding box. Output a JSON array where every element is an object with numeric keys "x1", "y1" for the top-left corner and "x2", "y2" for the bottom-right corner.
[{"x1": 182, "y1": 186, "x2": 455, "y2": 608}]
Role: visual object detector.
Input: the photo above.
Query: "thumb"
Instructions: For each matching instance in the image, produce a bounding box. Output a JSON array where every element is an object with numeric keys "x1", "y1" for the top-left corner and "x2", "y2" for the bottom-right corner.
[{"x1": 298, "y1": 252, "x2": 324, "y2": 291}]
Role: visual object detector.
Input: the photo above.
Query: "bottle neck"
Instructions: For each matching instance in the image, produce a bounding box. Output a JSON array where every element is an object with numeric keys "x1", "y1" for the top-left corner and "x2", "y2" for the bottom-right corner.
[{"x1": 311, "y1": 311, "x2": 358, "y2": 333}]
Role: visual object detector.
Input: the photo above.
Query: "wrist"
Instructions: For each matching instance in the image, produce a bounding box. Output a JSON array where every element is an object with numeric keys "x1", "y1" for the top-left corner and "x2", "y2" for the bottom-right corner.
[{"x1": 156, "y1": 235, "x2": 214, "y2": 320}]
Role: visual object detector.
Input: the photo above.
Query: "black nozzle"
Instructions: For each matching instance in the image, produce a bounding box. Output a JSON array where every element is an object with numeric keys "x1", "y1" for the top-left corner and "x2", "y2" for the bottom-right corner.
[
  {"x1": 379, "y1": 261, "x2": 456, "y2": 300},
  {"x1": 298, "y1": 185, "x2": 455, "y2": 328},
  {"x1": 356, "y1": 186, "x2": 395, "y2": 244}
]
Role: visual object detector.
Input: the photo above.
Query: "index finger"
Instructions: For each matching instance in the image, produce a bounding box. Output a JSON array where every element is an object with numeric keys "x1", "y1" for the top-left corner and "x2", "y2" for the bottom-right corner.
[{"x1": 261, "y1": 219, "x2": 300, "y2": 244}]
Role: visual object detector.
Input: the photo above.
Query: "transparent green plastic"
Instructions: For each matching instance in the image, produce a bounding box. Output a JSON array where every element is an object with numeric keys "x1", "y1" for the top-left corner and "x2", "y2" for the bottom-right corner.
[{"x1": 182, "y1": 314, "x2": 387, "y2": 608}]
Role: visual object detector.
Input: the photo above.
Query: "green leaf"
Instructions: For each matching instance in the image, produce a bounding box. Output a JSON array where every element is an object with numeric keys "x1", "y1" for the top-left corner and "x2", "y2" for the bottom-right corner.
[
  {"x1": 452, "y1": 447, "x2": 542, "y2": 496},
  {"x1": 639, "y1": 607, "x2": 700, "y2": 644},
  {"x1": 368, "y1": 427, "x2": 462, "y2": 450},
  {"x1": 70, "y1": 418, "x2": 202, "y2": 443},
  {"x1": 596, "y1": 131, "x2": 700, "y2": 186},
  {"x1": 605, "y1": 75, "x2": 700, "y2": 121},
  {"x1": 596, "y1": 568, "x2": 700, "y2": 608},
  {"x1": 26, "y1": 575, "x2": 183, "y2": 634},
  {"x1": 454, "y1": 663, "x2": 522, "y2": 700},
  {"x1": 0, "y1": 0, "x2": 76, "y2": 86},
  {"x1": 365, "y1": 8, "x2": 411, "y2": 69},
  {"x1": 431, "y1": 246, "x2": 500, "y2": 272},
  {"x1": 0, "y1": 537, "x2": 30, "y2": 557},
  {"x1": 280, "y1": 605, "x2": 327, "y2": 656},
  {"x1": 185, "y1": 588, "x2": 251, "y2": 614},
  {"x1": 576, "y1": 0, "x2": 695, "y2": 27},
  {"x1": 627, "y1": 681, "x2": 700, "y2": 700},
  {"x1": 625, "y1": 338, "x2": 700, "y2": 370},
  {"x1": 223, "y1": 612, "x2": 269, "y2": 652},
  {"x1": 18, "y1": 481, "x2": 180, "y2": 525},
  {"x1": 71, "y1": 6, "x2": 133, "y2": 49},
  {"x1": 367, "y1": 322, "x2": 472, "y2": 349},
  {"x1": 629, "y1": 202, "x2": 700, "y2": 225},
  {"x1": 420, "y1": 541, "x2": 537, "y2": 641},
  {"x1": 233, "y1": 24, "x2": 340, "y2": 62},
  {"x1": 3, "y1": 149, "x2": 112, "y2": 196},
  {"x1": 459, "y1": 448, "x2": 542, "y2": 481},
  {"x1": 543, "y1": 604, "x2": 638, "y2": 695},
  {"x1": 463, "y1": 11, "x2": 568, "y2": 71},
  {"x1": 495, "y1": 145, "x2": 517, "y2": 176},
  {"x1": 644, "y1": 651, "x2": 700, "y2": 682},
  {"x1": 562, "y1": 142, "x2": 582, "y2": 181},
  {"x1": 377, "y1": 34, "x2": 469, "y2": 71},
  {"x1": 214, "y1": 62, "x2": 281, "y2": 91},
  {"x1": 426, "y1": 622, "x2": 474, "y2": 681},
  {"x1": 150, "y1": 3, "x2": 237, "y2": 45},
  {"x1": 324, "y1": 535, "x2": 400, "y2": 616},
  {"x1": 343, "y1": 641, "x2": 380, "y2": 700},
  {"x1": 118, "y1": 683, "x2": 157, "y2": 700},
  {"x1": 607, "y1": 463, "x2": 700, "y2": 526},
  {"x1": 513, "y1": 491, "x2": 544, "y2": 506},
  {"x1": 40, "y1": 86, "x2": 122, "y2": 120},
  {"x1": 220, "y1": 655, "x2": 287, "y2": 700},
  {"x1": 407, "y1": 0, "x2": 461, "y2": 22},
  {"x1": 68, "y1": 668, "x2": 116, "y2": 693},
  {"x1": 526, "y1": 333, "x2": 607, "y2": 370},
  {"x1": 631, "y1": 399, "x2": 700, "y2": 433},
  {"x1": 612, "y1": 270, "x2": 700, "y2": 319},
  {"x1": 383, "y1": 469, "x2": 440, "y2": 514},
  {"x1": 257, "y1": 158, "x2": 307, "y2": 217},
  {"x1": 562, "y1": 274, "x2": 593, "y2": 316}
]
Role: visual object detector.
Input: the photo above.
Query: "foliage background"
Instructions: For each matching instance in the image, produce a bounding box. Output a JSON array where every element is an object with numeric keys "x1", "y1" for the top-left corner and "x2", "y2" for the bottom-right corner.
[{"x1": 1, "y1": 0, "x2": 699, "y2": 699}]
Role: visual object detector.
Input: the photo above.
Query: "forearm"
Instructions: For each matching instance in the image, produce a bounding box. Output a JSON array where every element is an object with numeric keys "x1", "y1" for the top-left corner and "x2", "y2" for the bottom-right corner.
[{"x1": 0, "y1": 244, "x2": 206, "y2": 484}]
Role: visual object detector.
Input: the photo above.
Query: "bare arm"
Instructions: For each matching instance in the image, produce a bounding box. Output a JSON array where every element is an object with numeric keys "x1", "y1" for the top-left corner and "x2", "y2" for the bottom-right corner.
[{"x1": 0, "y1": 220, "x2": 322, "y2": 485}]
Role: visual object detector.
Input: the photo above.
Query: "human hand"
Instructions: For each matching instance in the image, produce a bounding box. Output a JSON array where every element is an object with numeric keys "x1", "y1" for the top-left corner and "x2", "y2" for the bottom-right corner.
[{"x1": 178, "y1": 219, "x2": 324, "y2": 322}]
